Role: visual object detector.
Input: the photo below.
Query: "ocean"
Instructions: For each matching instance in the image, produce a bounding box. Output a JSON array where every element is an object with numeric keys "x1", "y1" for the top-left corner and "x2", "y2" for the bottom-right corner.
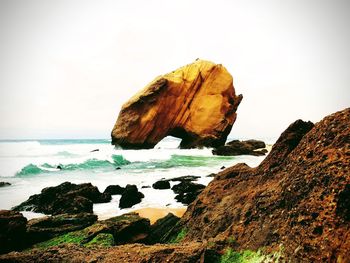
[{"x1": 0, "y1": 137, "x2": 269, "y2": 220}]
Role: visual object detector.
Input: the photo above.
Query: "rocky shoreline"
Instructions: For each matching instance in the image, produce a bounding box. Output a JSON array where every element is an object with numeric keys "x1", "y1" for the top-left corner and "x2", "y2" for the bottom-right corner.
[{"x1": 0, "y1": 108, "x2": 349, "y2": 262}]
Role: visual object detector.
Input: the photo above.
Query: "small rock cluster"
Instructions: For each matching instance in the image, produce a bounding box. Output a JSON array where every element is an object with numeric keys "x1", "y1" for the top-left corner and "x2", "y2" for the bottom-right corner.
[{"x1": 152, "y1": 176, "x2": 205, "y2": 205}]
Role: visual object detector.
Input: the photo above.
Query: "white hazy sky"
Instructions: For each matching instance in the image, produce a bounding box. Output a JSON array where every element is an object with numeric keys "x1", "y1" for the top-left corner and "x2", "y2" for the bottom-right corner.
[{"x1": 0, "y1": 0, "x2": 349, "y2": 140}]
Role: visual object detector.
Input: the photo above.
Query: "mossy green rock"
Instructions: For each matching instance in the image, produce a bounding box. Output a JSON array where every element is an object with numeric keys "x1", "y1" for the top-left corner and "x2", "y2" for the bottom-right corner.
[
  {"x1": 85, "y1": 233, "x2": 114, "y2": 248},
  {"x1": 33, "y1": 213, "x2": 150, "y2": 249},
  {"x1": 27, "y1": 213, "x2": 97, "y2": 244}
]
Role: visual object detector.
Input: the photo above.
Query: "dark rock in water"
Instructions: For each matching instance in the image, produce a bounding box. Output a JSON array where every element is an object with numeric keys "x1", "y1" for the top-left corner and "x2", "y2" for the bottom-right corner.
[
  {"x1": 13, "y1": 182, "x2": 112, "y2": 215},
  {"x1": 228, "y1": 139, "x2": 265, "y2": 149},
  {"x1": 172, "y1": 181, "x2": 205, "y2": 205},
  {"x1": 52, "y1": 195, "x2": 93, "y2": 215},
  {"x1": 141, "y1": 185, "x2": 151, "y2": 189},
  {"x1": 0, "y1": 182, "x2": 11, "y2": 187},
  {"x1": 175, "y1": 191, "x2": 203, "y2": 205},
  {"x1": 0, "y1": 210, "x2": 27, "y2": 254},
  {"x1": 27, "y1": 213, "x2": 97, "y2": 244},
  {"x1": 152, "y1": 180, "x2": 171, "y2": 190},
  {"x1": 56, "y1": 165, "x2": 62, "y2": 170},
  {"x1": 167, "y1": 175, "x2": 200, "y2": 182},
  {"x1": 212, "y1": 139, "x2": 267, "y2": 156},
  {"x1": 172, "y1": 181, "x2": 205, "y2": 194},
  {"x1": 90, "y1": 149, "x2": 99, "y2": 152},
  {"x1": 146, "y1": 213, "x2": 180, "y2": 244},
  {"x1": 119, "y1": 185, "x2": 144, "y2": 209},
  {"x1": 116, "y1": 167, "x2": 121, "y2": 170},
  {"x1": 220, "y1": 166, "x2": 226, "y2": 170},
  {"x1": 103, "y1": 185, "x2": 125, "y2": 195}
]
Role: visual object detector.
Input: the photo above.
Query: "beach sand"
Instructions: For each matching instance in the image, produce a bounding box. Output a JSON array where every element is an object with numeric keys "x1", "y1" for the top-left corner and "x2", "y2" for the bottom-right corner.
[{"x1": 134, "y1": 207, "x2": 187, "y2": 224}]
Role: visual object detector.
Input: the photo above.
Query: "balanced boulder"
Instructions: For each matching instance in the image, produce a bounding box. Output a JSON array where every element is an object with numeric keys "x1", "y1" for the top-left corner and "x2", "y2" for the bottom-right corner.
[{"x1": 111, "y1": 59, "x2": 242, "y2": 149}]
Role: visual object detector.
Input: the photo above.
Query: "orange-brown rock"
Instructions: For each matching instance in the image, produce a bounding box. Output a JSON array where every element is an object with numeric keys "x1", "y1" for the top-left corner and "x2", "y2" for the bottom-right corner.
[
  {"x1": 171, "y1": 107, "x2": 350, "y2": 262},
  {"x1": 111, "y1": 59, "x2": 242, "y2": 149}
]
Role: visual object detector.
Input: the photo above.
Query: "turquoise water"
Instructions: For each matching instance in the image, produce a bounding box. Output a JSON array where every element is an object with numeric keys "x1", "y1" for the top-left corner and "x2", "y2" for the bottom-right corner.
[
  {"x1": 16, "y1": 154, "x2": 235, "y2": 177},
  {"x1": 0, "y1": 137, "x2": 267, "y2": 219}
]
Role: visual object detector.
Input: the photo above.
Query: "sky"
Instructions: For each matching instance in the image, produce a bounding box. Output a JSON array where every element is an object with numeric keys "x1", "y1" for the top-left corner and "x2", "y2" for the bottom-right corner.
[{"x1": 0, "y1": 0, "x2": 349, "y2": 140}]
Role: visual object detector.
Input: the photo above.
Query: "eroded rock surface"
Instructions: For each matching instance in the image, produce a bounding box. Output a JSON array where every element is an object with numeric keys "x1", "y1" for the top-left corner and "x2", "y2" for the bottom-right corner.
[
  {"x1": 173, "y1": 108, "x2": 350, "y2": 262},
  {"x1": 0, "y1": 242, "x2": 219, "y2": 263},
  {"x1": 111, "y1": 59, "x2": 242, "y2": 149},
  {"x1": 146, "y1": 213, "x2": 180, "y2": 244}
]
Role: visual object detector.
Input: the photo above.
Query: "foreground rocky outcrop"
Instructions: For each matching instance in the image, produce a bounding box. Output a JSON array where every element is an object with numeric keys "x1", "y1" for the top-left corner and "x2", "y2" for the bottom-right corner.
[
  {"x1": 0, "y1": 212, "x2": 151, "y2": 256},
  {"x1": 171, "y1": 108, "x2": 350, "y2": 262},
  {"x1": 145, "y1": 213, "x2": 180, "y2": 244},
  {"x1": 1, "y1": 108, "x2": 349, "y2": 262},
  {"x1": 0, "y1": 210, "x2": 27, "y2": 254},
  {"x1": 212, "y1": 139, "x2": 267, "y2": 156},
  {"x1": 0, "y1": 242, "x2": 220, "y2": 262},
  {"x1": 26, "y1": 213, "x2": 97, "y2": 244},
  {"x1": 13, "y1": 182, "x2": 111, "y2": 215},
  {"x1": 29, "y1": 213, "x2": 150, "y2": 247},
  {"x1": 111, "y1": 59, "x2": 242, "y2": 149}
]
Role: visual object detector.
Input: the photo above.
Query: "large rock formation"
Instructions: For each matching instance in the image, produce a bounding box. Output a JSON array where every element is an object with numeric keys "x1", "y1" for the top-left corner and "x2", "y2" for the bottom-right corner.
[
  {"x1": 169, "y1": 107, "x2": 350, "y2": 262},
  {"x1": 111, "y1": 59, "x2": 242, "y2": 149}
]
